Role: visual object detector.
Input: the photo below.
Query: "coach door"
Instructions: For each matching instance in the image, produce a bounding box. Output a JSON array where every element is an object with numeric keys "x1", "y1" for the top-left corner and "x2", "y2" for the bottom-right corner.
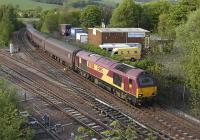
[
  {"x1": 81, "y1": 59, "x2": 87, "y2": 71},
  {"x1": 75, "y1": 56, "x2": 79, "y2": 67}
]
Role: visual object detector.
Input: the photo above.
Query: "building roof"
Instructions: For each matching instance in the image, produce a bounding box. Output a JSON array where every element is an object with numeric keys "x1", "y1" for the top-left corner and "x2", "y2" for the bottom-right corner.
[
  {"x1": 76, "y1": 33, "x2": 88, "y2": 36},
  {"x1": 71, "y1": 27, "x2": 84, "y2": 30},
  {"x1": 89, "y1": 28, "x2": 149, "y2": 33}
]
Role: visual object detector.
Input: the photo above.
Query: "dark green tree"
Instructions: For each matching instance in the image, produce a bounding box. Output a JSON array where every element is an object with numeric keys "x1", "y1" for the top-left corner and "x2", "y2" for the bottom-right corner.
[
  {"x1": 0, "y1": 4, "x2": 18, "y2": 27},
  {"x1": 176, "y1": 8, "x2": 200, "y2": 117},
  {"x1": 138, "y1": 6, "x2": 153, "y2": 30},
  {"x1": 157, "y1": 0, "x2": 200, "y2": 39},
  {"x1": 100, "y1": 4, "x2": 114, "y2": 26},
  {"x1": 142, "y1": 0, "x2": 171, "y2": 31},
  {"x1": 36, "y1": 10, "x2": 49, "y2": 30},
  {"x1": 0, "y1": 17, "x2": 14, "y2": 46},
  {"x1": 41, "y1": 10, "x2": 59, "y2": 33},
  {"x1": 110, "y1": 0, "x2": 138, "y2": 27},
  {"x1": 0, "y1": 5, "x2": 18, "y2": 46},
  {"x1": 168, "y1": 0, "x2": 200, "y2": 27},
  {"x1": 0, "y1": 80, "x2": 34, "y2": 140},
  {"x1": 80, "y1": 5, "x2": 102, "y2": 28},
  {"x1": 59, "y1": 9, "x2": 81, "y2": 27},
  {"x1": 157, "y1": 13, "x2": 175, "y2": 39}
]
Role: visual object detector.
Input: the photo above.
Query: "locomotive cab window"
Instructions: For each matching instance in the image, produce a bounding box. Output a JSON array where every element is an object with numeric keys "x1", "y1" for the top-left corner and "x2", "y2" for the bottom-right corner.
[
  {"x1": 138, "y1": 74, "x2": 154, "y2": 87},
  {"x1": 113, "y1": 73, "x2": 122, "y2": 87}
]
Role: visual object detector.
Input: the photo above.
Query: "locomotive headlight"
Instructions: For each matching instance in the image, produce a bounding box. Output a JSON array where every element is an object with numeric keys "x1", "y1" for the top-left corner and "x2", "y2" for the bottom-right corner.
[{"x1": 139, "y1": 94, "x2": 143, "y2": 97}]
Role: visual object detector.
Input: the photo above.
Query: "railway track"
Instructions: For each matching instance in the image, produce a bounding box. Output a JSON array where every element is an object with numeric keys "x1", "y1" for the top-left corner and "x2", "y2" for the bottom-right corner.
[
  {"x1": 17, "y1": 88, "x2": 85, "y2": 140},
  {"x1": 3, "y1": 50, "x2": 200, "y2": 139},
  {"x1": 6, "y1": 29, "x2": 200, "y2": 139},
  {"x1": 67, "y1": 70, "x2": 200, "y2": 140},
  {"x1": 66, "y1": 70, "x2": 200, "y2": 140},
  {"x1": 0, "y1": 47, "x2": 164, "y2": 140},
  {"x1": 18, "y1": 30, "x2": 176, "y2": 139},
  {"x1": 33, "y1": 47, "x2": 200, "y2": 140},
  {"x1": 7, "y1": 30, "x2": 168, "y2": 139},
  {"x1": 0, "y1": 64, "x2": 110, "y2": 139},
  {"x1": 37, "y1": 119, "x2": 62, "y2": 140},
  {"x1": 0, "y1": 69, "x2": 62, "y2": 140}
]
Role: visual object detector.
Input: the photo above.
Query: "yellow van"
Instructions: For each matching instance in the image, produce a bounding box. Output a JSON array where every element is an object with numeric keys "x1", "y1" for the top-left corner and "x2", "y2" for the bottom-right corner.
[{"x1": 111, "y1": 46, "x2": 141, "y2": 61}]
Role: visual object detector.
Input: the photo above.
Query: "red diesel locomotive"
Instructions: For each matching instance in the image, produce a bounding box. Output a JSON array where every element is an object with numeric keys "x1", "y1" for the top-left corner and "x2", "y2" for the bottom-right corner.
[{"x1": 26, "y1": 24, "x2": 157, "y2": 104}]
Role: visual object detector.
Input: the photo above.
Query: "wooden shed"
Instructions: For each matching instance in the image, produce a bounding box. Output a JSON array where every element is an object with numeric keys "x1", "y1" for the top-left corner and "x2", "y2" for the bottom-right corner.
[{"x1": 88, "y1": 28, "x2": 150, "y2": 48}]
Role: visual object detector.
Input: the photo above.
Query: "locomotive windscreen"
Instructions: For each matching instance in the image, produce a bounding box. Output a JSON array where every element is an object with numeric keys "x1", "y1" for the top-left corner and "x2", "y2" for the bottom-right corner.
[{"x1": 138, "y1": 74, "x2": 155, "y2": 87}]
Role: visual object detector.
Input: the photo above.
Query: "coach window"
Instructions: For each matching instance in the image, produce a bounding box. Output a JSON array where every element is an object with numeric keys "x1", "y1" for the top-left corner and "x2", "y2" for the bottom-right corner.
[
  {"x1": 113, "y1": 73, "x2": 122, "y2": 87},
  {"x1": 128, "y1": 79, "x2": 133, "y2": 88}
]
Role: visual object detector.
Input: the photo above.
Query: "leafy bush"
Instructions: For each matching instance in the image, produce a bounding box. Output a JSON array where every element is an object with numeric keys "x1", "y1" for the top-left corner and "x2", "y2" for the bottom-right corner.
[
  {"x1": 0, "y1": 5, "x2": 19, "y2": 46},
  {"x1": 176, "y1": 8, "x2": 200, "y2": 117},
  {"x1": 78, "y1": 44, "x2": 111, "y2": 57},
  {"x1": 0, "y1": 79, "x2": 34, "y2": 140}
]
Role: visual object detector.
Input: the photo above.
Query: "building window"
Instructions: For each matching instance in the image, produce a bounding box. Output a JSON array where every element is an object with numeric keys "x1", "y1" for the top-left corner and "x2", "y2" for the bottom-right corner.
[
  {"x1": 113, "y1": 73, "x2": 122, "y2": 87},
  {"x1": 128, "y1": 32, "x2": 145, "y2": 38},
  {"x1": 108, "y1": 48, "x2": 112, "y2": 52}
]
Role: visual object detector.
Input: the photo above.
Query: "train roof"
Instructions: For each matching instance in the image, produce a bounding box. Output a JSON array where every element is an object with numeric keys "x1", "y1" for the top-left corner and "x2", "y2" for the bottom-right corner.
[
  {"x1": 27, "y1": 24, "x2": 48, "y2": 39},
  {"x1": 126, "y1": 68, "x2": 144, "y2": 78},
  {"x1": 27, "y1": 24, "x2": 80, "y2": 54},
  {"x1": 46, "y1": 37, "x2": 79, "y2": 52},
  {"x1": 113, "y1": 63, "x2": 144, "y2": 78},
  {"x1": 77, "y1": 51, "x2": 118, "y2": 68}
]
